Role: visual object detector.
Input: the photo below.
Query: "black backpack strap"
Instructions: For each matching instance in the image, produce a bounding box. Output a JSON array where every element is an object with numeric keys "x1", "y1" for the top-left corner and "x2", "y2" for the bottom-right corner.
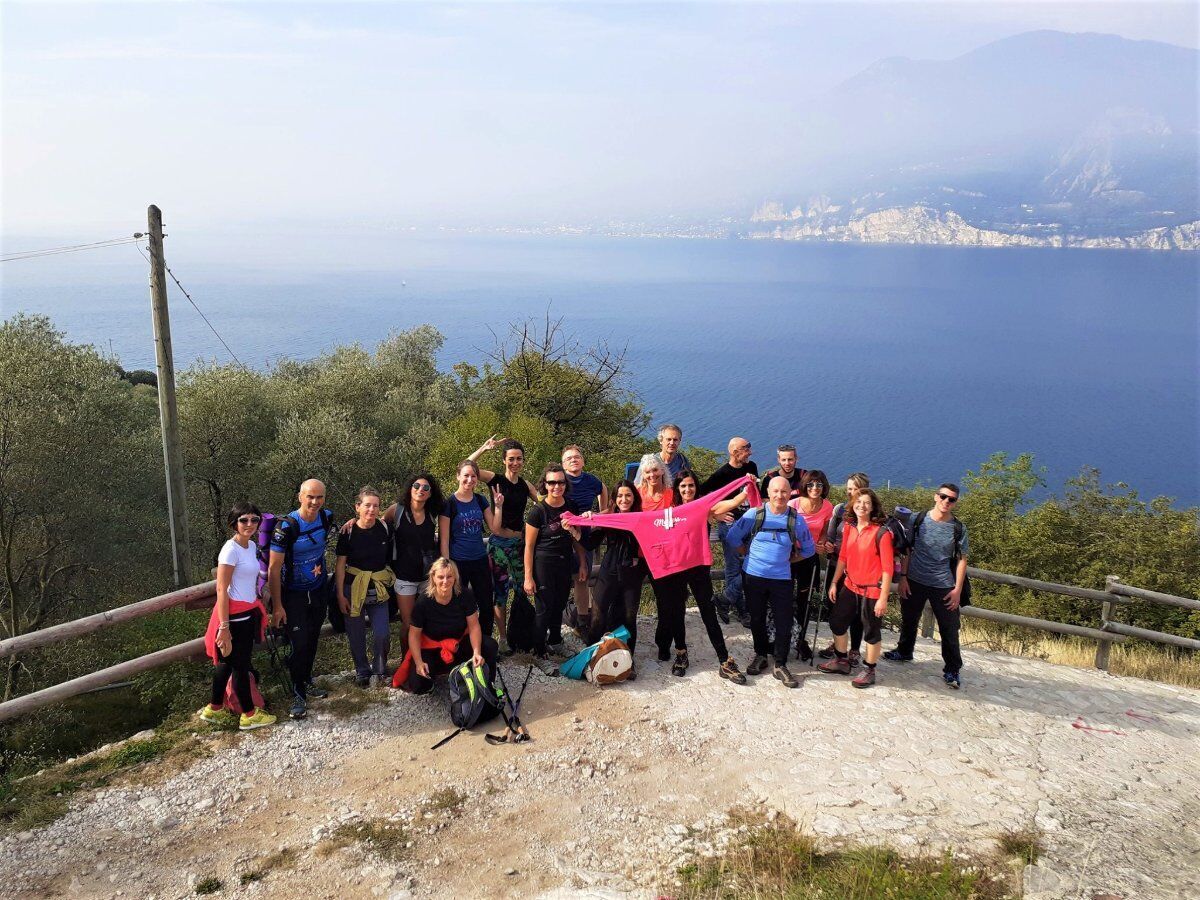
[
  {"x1": 952, "y1": 518, "x2": 964, "y2": 561},
  {"x1": 912, "y1": 510, "x2": 927, "y2": 553},
  {"x1": 786, "y1": 507, "x2": 798, "y2": 547},
  {"x1": 747, "y1": 506, "x2": 767, "y2": 544}
]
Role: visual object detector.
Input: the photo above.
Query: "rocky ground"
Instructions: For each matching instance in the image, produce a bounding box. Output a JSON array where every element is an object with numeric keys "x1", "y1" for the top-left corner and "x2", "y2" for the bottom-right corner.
[{"x1": 2, "y1": 613, "x2": 1198, "y2": 900}]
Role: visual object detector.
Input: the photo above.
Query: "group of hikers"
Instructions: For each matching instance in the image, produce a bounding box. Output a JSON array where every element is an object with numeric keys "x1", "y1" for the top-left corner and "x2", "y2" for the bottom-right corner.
[{"x1": 198, "y1": 424, "x2": 970, "y2": 732}]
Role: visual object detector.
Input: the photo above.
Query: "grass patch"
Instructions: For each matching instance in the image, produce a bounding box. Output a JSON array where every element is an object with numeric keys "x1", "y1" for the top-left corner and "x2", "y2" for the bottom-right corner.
[
  {"x1": 240, "y1": 846, "x2": 299, "y2": 885},
  {"x1": 996, "y1": 825, "x2": 1042, "y2": 866},
  {"x1": 194, "y1": 875, "x2": 223, "y2": 894},
  {"x1": 674, "y1": 810, "x2": 1013, "y2": 900},
  {"x1": 0, "y1": 725, "x2": 211, "y2": 835},
  {"x1": 325, "y1": 818, "x2": 411, "y2": 862},
  {"x1": 427, "y1": 786, "x2": 466, "y2": 814}
]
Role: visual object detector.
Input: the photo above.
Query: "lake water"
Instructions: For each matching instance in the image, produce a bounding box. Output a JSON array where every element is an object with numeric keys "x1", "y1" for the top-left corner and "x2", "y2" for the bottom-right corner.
[{"x1": 3, "y1": 231, "x2": 1197, "y2": 504}]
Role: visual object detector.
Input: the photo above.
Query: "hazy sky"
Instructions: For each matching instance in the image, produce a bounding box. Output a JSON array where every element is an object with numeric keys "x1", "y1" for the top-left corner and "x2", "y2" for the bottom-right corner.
[{"x1": 3, "y1": 1, "x2": 1195, "y2": 233}]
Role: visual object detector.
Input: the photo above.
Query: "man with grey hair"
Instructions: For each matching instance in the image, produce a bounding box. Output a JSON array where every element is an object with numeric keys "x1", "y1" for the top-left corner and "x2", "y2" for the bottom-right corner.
[
  {"x1": 268, "y1": 478, "x2": 335, "y2": 719},
  {"x1": 638, "y1": 423, "x2": 692, "y2": 482}
]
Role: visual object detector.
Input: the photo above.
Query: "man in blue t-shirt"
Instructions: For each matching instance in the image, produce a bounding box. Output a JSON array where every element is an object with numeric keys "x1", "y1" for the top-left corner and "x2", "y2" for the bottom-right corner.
[
  {"x1": 884, "y1": 483, "x2": 970, "y2": 688},
  {"x1": 725, "y1": 476, "x2": 816, "y2": 689},
  {"x1": 562, "y1": 444, "x2": 609, "y2": 636},
  {"x1": 268, "y1": 478, "x2": 334, "y2": 719}
]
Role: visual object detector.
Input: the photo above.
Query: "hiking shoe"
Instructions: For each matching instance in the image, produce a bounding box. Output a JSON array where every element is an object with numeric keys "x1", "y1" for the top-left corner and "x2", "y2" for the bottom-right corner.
[
  {"x1": 848, "y1": 649, "x2": 862, "y2": 669},
  {"x1": 240, "y1": 709, "x2": 277, "y2": 731},
  {"x1": 355, "y1": 675, "x2": 371, "y2": 688},
  {"x1": 883, "y1": 650, "x2": 914, "y2": 662},
  {"x1": 818, "y1": 641, "x2": 836, "y2": 659},
  {"x1": 671, "y1": 650, "x2": 689, "y2": 677},
  {"x1": 944, "y1": 671, "x2": 961, "y2": 690},
  {"x1": 289, "y1": 695, "x2": 308, "y2": 719},
  {"x1": 657, "y1": 645, "x2": 671, "y2": 662},
  {"x1": 533, "y1": 653, "x2": 559, "y2": 677},
  {"x1": 774, "y1": 664, "x2": 798, "y2": 688},
  {"x1": 305, "y1": 682, "x2": 330, "y2": 700},
  {"x1": 795, "y1": 639, "x2": 813, "y2": 663},
  {"x1": 746, "y1": 654, "x2": 769, "y2": 676},
  {"x1": 715, "y1": 605, "x2": 731, "y2": 625},
  {"x1": 818, "y1": 656, "x2": 851, "y2": 675},
  {"x1": 197, "y1": 705, "x2": 235, "y2": 727},
  {"x1": 719, "y1": 658, "x2": 747, "y2": 685},
  {"x1": 851, "y1": 667, "x2": 876, "y2": 689},
  {"x1": 739, "y1": 614, "x2": 753, "y2": 629}
]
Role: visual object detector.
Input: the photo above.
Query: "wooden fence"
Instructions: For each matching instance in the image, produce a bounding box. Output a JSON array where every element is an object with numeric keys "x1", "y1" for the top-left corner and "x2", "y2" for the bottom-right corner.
[{"x1": 1, "y1": 561, "x2": 1197, "y2": 725}]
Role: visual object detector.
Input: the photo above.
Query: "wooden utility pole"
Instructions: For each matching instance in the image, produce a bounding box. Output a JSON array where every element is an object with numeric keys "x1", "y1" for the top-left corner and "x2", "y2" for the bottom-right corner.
[{"x1": 147, "y1": 205, "x2": 192, "y2": 586}]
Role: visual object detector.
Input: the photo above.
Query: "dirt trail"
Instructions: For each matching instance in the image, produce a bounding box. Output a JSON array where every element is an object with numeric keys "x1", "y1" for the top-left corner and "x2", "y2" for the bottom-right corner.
[{"x1": 2, "y1": 613, "x2": 1198, "y2": 900}]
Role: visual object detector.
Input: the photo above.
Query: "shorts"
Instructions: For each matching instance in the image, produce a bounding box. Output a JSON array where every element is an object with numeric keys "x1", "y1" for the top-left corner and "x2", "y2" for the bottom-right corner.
[{"x1": 394, "y1": 579, "x2": 426, "y2": 596}]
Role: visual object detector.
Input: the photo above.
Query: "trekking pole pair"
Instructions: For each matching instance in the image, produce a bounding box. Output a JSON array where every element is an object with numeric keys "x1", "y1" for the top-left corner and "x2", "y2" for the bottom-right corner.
[
  {"x1": 486, "y1": 662, "x2": 534, "y2": 745},
  {"x1": 798, "y1": 564, "x2": 823, "y2": 667}
]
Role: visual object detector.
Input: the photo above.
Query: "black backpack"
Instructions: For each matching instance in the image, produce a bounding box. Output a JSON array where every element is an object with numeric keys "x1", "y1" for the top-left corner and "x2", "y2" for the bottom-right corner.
[
  {"x1": 448, "y1": 659, "x2": 503, "y2": 728},
  {"x1": 446, "y1": 493, "x2": 488, "y2": 529},
  {"x1": 911, "y1": 511, "x2": 972, "y2": 605},
  {"x1": 273, "y1": 508, "x2": 335, "y2": 586}
]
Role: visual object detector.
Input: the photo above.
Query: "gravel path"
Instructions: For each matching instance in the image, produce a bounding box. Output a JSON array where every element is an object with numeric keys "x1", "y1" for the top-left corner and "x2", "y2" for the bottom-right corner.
[{"x1": 2, "y1": 613, "x2": 1198, "y2": 900}]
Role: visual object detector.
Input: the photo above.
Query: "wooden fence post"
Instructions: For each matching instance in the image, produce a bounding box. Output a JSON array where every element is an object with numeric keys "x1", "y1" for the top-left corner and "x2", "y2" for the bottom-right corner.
[{"x1": 1095, "y1": 575, "x2": 1120, "y2": 671}]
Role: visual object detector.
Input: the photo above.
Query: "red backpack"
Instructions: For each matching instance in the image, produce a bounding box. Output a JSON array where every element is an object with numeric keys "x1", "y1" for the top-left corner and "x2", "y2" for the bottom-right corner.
[{"x1": 223, "y1": 671, "x2": 266, "y2": 716}]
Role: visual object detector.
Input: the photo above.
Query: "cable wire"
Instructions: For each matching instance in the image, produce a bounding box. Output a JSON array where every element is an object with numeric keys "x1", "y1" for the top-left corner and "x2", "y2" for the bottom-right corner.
[
  {"x1": 1, "y1": 235, "x2": 146, "y2": 262},
  {"x1": 133, "y1": 241, "x2": 245, "y2": 368}
]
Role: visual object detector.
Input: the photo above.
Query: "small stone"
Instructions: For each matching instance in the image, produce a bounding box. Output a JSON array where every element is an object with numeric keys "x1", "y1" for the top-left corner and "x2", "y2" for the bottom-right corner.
[
  {"x1": 504, "y1": 868, "x2": 518, "y2": 876},
  {"x1": 193, "y1": 797, "x2": 215, "y2": 812}
]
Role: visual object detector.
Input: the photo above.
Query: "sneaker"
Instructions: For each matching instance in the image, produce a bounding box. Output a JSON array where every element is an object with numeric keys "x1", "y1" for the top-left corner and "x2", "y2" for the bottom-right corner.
[
  {"x1": 883, "y1": 650, "x2": 914, "y2": 662},
  {"x1": 671, "y1": 650, "x2": 689, "y2": 677},
  {"x1": 719, "y1": 658, "x2": 747, "y2": 685},
  {"x1": 944, "y1": 671, "x2": 961, "y2": 690},
  {"x1": 746, "y1": 654, "x2": 769, "y2": 676},
  {"x1": 848, "y1": 649, "x2": 862, "y2": 669},
  {"x1": 818, "y1": 656, "x2": 851, "y2": 675},
  {"x1": 818, "y1": 641, "x2": 837, "y2": 659},
  {"x1": 773, "y1": 664, "x2": 798, "y2": 689},
  {"x1": 197, "y1": 705, "x2": 235, "y2": 726},
  {"x1": 240, "y1": 708, "x2": 277, "y2": 731},
  {"x1": 715, "y1": 605, "x2": 731, "y2": 625},
  {"x1": 289, "y1": 695, "x2": 308, "y2": 720},
  {"x1": 305, "y1": 682, "x2": 330, "y2": 700},
  {"x1": 852, "y1": 666, "x2": 876, "y2": 689},
  {"x1": 657, "y1": 645, "x2": 671, "y2": 662},
  {"x1": 795, "y1": 639, "x2": 813, "y2": 663}
]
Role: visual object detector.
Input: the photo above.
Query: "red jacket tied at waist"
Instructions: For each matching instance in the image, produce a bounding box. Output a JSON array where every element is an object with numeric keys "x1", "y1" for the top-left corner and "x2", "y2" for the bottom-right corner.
[
  {"x1": 392, "y1": 632, "x2": 466, "y2": 690},
  {"x1": 204, "y1": 598, "x2": 268, "y2": 664}
]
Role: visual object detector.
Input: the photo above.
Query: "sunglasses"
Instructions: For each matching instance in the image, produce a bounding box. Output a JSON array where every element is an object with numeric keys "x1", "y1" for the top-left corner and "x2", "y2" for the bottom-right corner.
[
  {"x1": 237, "y1": 515, "x2": 261, "y2": 525},
  {"x1": 413, "y1": 483, "x2": 431, "y2": 493},
  {"x1": 545, "y1": 480, "x2": 566, "y2": 487},
  {"x1": 937, "y1": 493, "x2": 959, "y2": 504},
  {"x1": 805, "y1": 482, "x2": 822, "y2": 490}
]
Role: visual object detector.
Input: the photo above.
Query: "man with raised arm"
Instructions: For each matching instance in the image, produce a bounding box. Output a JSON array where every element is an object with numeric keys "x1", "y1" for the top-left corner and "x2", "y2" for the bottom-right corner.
[
  {"x1": 268, "y1": 478, "x2": 334, "y2": 720},
  {"x1": 701, "y1": 436, "x2": 758, "y2": 625}
]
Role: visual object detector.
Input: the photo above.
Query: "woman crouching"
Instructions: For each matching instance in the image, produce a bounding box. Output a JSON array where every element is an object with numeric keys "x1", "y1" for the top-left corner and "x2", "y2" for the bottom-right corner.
[{"x1": 399, "y1": 558, "x2": 498, "y2": 694}]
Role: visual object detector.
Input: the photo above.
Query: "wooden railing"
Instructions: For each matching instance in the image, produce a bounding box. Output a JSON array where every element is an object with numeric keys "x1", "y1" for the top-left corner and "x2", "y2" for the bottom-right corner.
[{"x1": 0, "y1": 560, "x2": 1197, "y2": 724}]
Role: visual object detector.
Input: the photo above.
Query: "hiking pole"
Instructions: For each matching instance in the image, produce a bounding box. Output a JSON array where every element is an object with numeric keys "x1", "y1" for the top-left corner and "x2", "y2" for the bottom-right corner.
[
  {"x1": 507, "y1": 662, "x2": 535, "y2": 741},
  {"x1": 265, "y1": 627, "x2": 295, "y2": 696},
  {"x1": 806, "y1": 565, "x2": 825, "y2": 668},
  {"x1": 431, "y1": 727, "x2": 464, "y2": 750},
  {"x1": 486, "y1": 662, "x2": 534, "y2": 744},
  {"x1": 485, "y1": 663, "x2": 519, "y2": 745}
]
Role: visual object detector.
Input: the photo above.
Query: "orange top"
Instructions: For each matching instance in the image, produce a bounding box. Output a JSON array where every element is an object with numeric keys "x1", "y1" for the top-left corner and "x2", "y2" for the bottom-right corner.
[
  {"x1": 838, "y1": 521, "x2": 894, "y2": 600},
  {"x1": 639, "y1": 485, "x2": 675, "y2": 512}
]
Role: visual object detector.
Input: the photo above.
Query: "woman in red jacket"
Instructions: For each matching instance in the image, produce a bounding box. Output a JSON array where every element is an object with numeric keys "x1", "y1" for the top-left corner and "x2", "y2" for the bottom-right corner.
[{"x1": 818, "y1": 488, "x2": 893, "y2": 688}]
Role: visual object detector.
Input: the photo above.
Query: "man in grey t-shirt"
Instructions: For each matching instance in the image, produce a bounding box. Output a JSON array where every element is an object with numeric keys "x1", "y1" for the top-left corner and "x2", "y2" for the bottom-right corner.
[{"x1": 884, "y1": 483, "x2": 969, "y2": 688}]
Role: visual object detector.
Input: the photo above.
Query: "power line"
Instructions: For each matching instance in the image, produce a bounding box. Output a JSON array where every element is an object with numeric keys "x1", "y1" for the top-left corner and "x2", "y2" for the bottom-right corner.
[
  {"x1": 1, "y1": 234, "x2": 146, "y2": 262},
  {"x1": 134, "y1": 241, "x2": 244, "y2": 368}
]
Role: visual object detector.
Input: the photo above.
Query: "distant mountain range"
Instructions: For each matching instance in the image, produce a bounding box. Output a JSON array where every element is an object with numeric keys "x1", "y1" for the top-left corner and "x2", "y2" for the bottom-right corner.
[{"x1": 748, "y1": 31, "x2": 1198, "y2": 249}]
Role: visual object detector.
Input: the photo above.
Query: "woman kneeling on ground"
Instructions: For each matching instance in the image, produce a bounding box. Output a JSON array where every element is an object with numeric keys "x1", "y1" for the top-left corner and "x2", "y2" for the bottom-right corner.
[
  {"x1": 199, "y1": 502, "x2": 275, "y2": 731},
  {"x1": 335, "y1": 485, "x2": 396, "y2": 688},
  {"x1": 400, "y1": 558, "x2": 498, "y2": 694},
  {"x1": 818, "y1": 488, "x2": 893, "y2": 688},
  {"x1": 656, "y1": 469, "x2": 747, "y2": 683}
]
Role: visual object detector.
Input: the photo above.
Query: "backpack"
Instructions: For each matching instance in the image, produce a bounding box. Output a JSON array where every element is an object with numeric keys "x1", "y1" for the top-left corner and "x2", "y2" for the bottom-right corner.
[
  {"x1": 586, "y1": 636, "x2": 633, "y2": 685},
  {"x1": 880, "y1": 507, "x2": 916, "y2": 576},
  {"x1": 447, "y1": 659, "x2": 502, "y2": 728},
  {"x1": 273, "y1": 509, "x2": 334, "y2": 587},
  {"x1": 746, "y1": 506, "x2": 800, "y2": 549},
  {"x1": 446, "y1": 493, "x2": 488, "y2": 528},
  {"x1": 911, "y1": 511, "x2": 972, "y2": 606},
  {"x1": 506, "y1": 591, "x2": 539, "y2": 653},
  {"x1": 254, "y1": 513, "x2": 278, "y2": 598},
  {"x1": 222, "y1": 669, "x2": 267, "y2": 716}
]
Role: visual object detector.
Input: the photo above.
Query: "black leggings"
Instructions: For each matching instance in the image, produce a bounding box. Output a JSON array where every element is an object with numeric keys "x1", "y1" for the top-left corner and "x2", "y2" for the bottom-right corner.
[
  {"x1": 829, "y1": 586, "x2": 884, "y2": 646},
  {"x1": 745, "y1": 573, "x2": 793, "y2": 660},
  {"x1": 650, "y1": 572, "x2": 688, "y2": 652},
  {"x1": 211, "y1": 609, "x2": 260, "y2": 711},
  {"x1": 454, "y1": 556, "x2": 495, "y2": 637},
  {"x1": 823, "y1": 560, "x2": 863, "y2": 651},
  {"x1": 595, "y1": 563, "x2": 646, "y2": 650},
  {"x1": 682, "y1": 565, "x2": 729, "y2": 660},
  {"x1": 533, "y1": 553, "x2": 573, "y2": 653},
  {"x1": 405, "y1": 635, "x2": 499, "y2": 695},
  {"x1": 791, "y1": 554, "x2": 820, "y2": 645}
]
